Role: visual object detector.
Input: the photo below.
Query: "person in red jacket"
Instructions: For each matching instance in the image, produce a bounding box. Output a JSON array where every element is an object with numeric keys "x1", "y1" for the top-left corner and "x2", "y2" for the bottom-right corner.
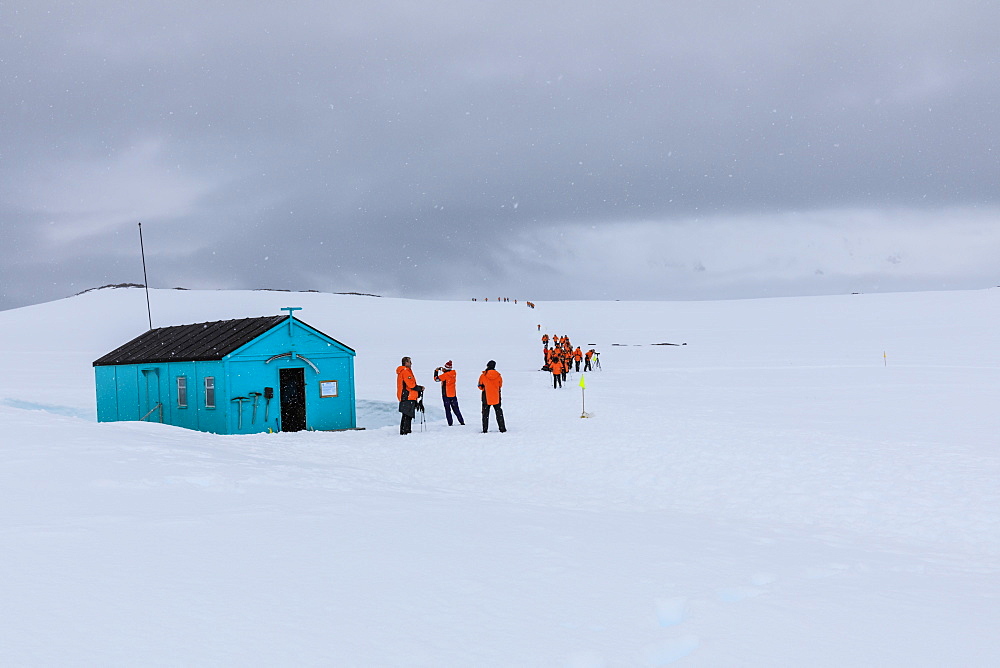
[
  {"x1": 549, "y1": 357, "x2": 563, "y2": 388},
  {"x1": 433, "y1": 360, "x2": 465, "y2": 426},
  {"x1": 477, "y1": 360, "x2": 506, "y2": 433},
  {"x1": 396, "y1": 356, "x2": 423, "y2": 435}
]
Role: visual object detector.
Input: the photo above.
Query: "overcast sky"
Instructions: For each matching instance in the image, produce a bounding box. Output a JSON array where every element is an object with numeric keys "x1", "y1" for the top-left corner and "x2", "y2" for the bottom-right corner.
[{"x1": 2, "y1": 1, "x2": 998, "y2": 310}]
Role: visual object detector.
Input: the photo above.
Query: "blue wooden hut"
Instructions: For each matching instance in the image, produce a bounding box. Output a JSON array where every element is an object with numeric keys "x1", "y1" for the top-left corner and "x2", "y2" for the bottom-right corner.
[{"x1": 93, "y1": 309, "x2": 356, "y2": 434}]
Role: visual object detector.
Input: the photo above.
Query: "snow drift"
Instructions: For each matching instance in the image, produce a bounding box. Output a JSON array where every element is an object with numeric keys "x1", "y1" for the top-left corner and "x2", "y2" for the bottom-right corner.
[{"x1": 1, "y1": 287, "x2": 998, "y2": 666}]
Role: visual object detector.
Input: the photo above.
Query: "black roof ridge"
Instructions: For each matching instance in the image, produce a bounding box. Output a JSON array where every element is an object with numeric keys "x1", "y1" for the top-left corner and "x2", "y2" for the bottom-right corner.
[{"x1": 147, "y1": 314, "x2": 286, "y2": 330}]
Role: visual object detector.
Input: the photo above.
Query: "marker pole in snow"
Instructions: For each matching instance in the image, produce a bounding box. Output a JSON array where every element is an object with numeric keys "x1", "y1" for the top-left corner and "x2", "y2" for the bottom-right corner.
[{"x1": 580, "y1": 374, "x2": 591, "y2": 418}]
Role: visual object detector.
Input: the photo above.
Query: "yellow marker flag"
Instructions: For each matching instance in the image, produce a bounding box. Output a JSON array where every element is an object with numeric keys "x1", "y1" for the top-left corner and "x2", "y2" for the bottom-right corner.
[{"x1": 579, "y1": 374, "x2": 586, "y2": 389}]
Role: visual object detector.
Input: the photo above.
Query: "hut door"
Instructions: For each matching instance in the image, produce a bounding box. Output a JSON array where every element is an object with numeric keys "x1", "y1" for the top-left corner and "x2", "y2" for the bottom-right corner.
[
  {"x1": 279, "y1": 367, "x2": 306, "y2": 431},
  {"x1": 141, "y1": 368, "x2": 162, "y2": 422}
]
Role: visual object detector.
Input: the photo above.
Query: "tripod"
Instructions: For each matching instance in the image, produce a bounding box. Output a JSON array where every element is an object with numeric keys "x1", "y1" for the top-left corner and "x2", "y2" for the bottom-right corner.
[{"x1": 417, "y1": 390, "x2": 427, "y2": 432}]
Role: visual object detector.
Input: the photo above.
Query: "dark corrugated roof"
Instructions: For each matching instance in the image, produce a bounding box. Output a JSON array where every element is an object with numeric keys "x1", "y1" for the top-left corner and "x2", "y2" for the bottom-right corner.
[{"x1": 94, "y1": 316, "x2": 288, "y2": 366}]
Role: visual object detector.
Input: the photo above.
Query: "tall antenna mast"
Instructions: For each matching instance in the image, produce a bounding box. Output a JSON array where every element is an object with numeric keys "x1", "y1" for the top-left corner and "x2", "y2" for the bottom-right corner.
[{"x1": 138, "y1": 222, "x2": 153, "y2": 330}]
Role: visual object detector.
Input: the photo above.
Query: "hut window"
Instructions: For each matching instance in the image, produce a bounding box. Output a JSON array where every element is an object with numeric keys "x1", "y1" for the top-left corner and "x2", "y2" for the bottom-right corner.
[
  {"x1": 177, "y1": 376, "x2": 188, "y2": 408},
  {"x1": 204, "y1": 376, "x2": 216, "y2": 408}
]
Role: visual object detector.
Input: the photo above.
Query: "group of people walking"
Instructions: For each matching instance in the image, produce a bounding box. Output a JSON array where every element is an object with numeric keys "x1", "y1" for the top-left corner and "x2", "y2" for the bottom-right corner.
[
  {"x1": 471, "y1": 298, "x2": 536, "y2": 308},
  {"x1": 541, "y1": 334, "x2": 598, "y2": 389},
  {"x1": 396, "y1": 357, "x2": 506, "y2": 435}
]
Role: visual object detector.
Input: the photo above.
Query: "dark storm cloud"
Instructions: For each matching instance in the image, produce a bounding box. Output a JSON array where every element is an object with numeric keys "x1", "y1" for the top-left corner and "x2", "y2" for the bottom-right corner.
[{"x1": 2, "y1": 1, "x2": 998, "y2": 309}]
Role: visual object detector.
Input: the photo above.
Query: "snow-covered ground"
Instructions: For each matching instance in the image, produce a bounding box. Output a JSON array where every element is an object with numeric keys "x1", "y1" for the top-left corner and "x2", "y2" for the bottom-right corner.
[{"x1": 1, "y1": 287, "x2": 998, "y2": 666}]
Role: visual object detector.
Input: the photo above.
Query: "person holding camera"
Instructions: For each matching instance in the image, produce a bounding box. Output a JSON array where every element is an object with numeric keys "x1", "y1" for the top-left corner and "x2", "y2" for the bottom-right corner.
[
  {"x1": 396, "y1": 356, "x2": 423, "y2": 435},
  {"x1": 433, "y1": 360, "x2": 465, "y2": 426}
]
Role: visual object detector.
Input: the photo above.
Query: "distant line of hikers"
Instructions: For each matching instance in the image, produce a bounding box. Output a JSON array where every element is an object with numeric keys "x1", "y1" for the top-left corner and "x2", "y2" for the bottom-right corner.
[{"x1": 471, "y1": 297, "x2": 536, "y2": 308}]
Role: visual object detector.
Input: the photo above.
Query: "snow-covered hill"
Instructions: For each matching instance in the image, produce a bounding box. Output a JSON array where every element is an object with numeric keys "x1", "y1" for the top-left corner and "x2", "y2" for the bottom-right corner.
[{"x1": 1, "y1": 288, "x2": 998, "y2": 666}]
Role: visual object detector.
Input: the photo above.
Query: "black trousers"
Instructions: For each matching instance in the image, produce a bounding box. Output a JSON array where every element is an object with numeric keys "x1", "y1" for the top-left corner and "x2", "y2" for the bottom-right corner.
[
  {"x1": 481, "y1": 393, "x2": 506, "y2": 432},
  {"x1": 553, "y1": 374, "x2": 562, "y2": 388},
  {"x1": 399, "y1": 399, "x2": 416, "y2": 435}
]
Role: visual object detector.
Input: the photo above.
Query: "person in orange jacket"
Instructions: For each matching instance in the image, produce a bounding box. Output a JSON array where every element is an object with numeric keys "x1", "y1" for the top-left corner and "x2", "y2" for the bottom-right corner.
[
  {"x1": 433, "y1": 360, "x2": 465, "y2": 426},
  {"x1": 396, "y1": 356, "x2": 423, "y2": 435},
  {"x1": 550, "y1": 356, "x2": 563, "y2": 388},
  {"x1": 584, "y1": 348, "x2": 594, "y2": 372},
  {"x1": 477, "y1": 360, "x2": 506, "y2": 433},
  {"x1": 573, "y1": 347, "x2": 583, "y2": 372},
  {"x1": 542, "y1": 333, "x2": 549, "y2": 348}
]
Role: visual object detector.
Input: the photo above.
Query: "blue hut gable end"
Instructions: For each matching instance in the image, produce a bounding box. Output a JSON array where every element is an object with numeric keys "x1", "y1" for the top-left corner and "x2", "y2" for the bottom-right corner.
[{"x1": 94, "y1": 311, "x2": 356, "y2": 435}]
